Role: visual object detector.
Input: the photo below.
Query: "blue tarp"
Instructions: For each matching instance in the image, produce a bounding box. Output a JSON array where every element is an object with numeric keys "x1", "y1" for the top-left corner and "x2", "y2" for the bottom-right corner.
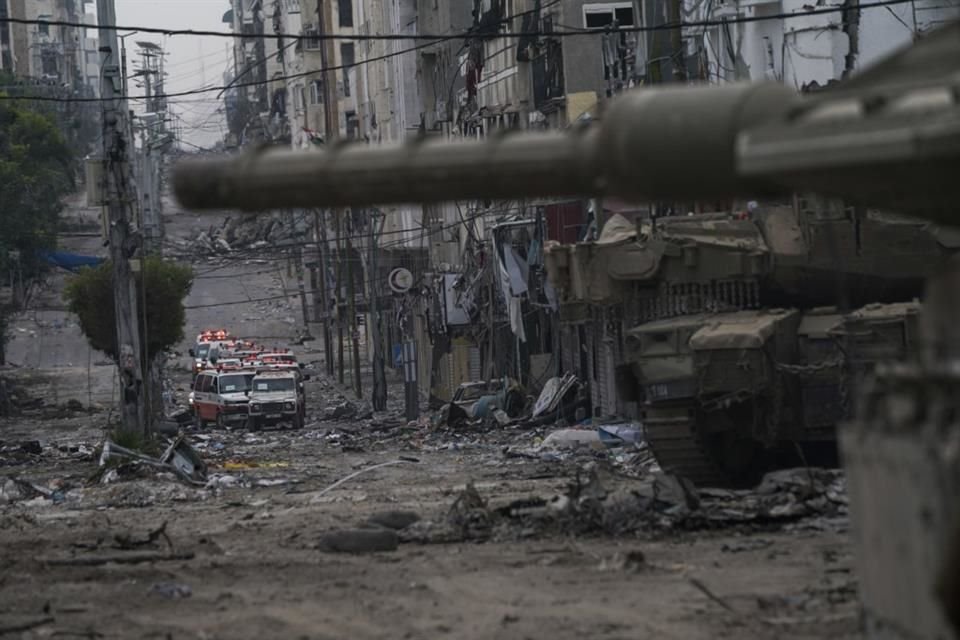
[{"x1": 40, "y1": 251, "x2": 105, "y2": 273}]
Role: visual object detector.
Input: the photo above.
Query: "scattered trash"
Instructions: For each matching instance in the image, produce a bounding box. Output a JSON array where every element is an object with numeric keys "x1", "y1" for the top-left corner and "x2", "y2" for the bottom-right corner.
[
  {"x1": 540, "y1": 429, "x2": 603, "y2": 450},
  {"x1": 99, "y1": 434, "x2": 208, "y2": 486},
  {"x1": 161, "y1": 434, "x2": 208, "y2": 484},
  {"x1": 325, "y1": 401, "x2": 357, "y2": 420},
  {"x1": 222, "y1": 460, "x2": 289, "y2": 470},
  {"x1": 597, "y1": 423, "x2": 644, "y2": 446}
]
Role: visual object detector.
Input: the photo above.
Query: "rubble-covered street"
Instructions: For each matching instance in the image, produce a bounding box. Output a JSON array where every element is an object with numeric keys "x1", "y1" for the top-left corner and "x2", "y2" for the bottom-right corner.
[
  {"x1": 0, "y1": 411, "x2": 859, "y2": 640},
  {"x1": 0, "y1": 197, "x2": 863, "y2": 640}
]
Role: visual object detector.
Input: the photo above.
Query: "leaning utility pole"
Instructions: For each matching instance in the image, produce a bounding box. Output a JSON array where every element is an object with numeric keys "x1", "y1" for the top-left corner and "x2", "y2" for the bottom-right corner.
[{"x1": 97, "y1": 0, "x2": 145, "y2": 436}]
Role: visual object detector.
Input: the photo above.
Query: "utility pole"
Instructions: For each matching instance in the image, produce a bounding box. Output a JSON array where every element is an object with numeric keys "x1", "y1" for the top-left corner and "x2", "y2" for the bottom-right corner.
[
  {"x1": 346, "y1": 212, "x2": 362, "y2": 399},
  {"x1": 317, "y1": 0, "x2": 343, "y2": 383},
  {"x1": 485, "y1": 235, "x2": 496, "y2": 381},
  {"x1": 294, "y1": 239, "x2": 311, "y2": 331},
  {"x1": 313, "y1": 208, "x2": 334, "y2": 374},
  {"x1": 369, "y1": 210, "x2": 387, "y2": 410},
  {"x1": 334, "y1": 209, "x2": 345, "y2": 385},
  {"x1": 668, "y1": 0, "x2": 687, "y2": 82},
  {"x1": 97, "y1": 0, "x2": 145, "y2": 437}
]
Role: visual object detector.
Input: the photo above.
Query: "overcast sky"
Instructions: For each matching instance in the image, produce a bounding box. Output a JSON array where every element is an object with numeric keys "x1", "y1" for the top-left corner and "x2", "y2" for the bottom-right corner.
[{"x1": 112, "y1": 0, "x2": 232, "y2": 149}]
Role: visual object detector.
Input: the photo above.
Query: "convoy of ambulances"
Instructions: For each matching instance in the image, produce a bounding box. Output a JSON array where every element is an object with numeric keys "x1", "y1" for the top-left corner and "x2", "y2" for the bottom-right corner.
[{"x1": 189, "y1": 329, "x2": 305, "y2": 431}]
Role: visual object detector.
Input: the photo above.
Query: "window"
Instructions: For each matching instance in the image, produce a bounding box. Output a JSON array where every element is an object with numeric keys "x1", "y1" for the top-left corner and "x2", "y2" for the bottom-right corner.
[
  {"x1": 338, "y1": 0, "x2": 354, "y2": 28},
  {"x1": 293, "y1": 83, "x2": 303, "y2": 110},
  {"x1": 302, "y1": 25, "x2": 320, "y2": 50},
  {"x1": 345, "y1": 110, "x2": 359, "y2": 139},
  {"x1": 200, "y1": 375, "x2": 214, "y2": 393},
  {"x1": 37, "y1": 17, "x2": 50, "y2": 36},
  {"x1": 340, "y1": 42, "x2": 354, "y2": 97},
  {"x1": 193, "y1": 376, "x2": 205, "y2": 392},
  {"x1": 583, "y1": 2, "x2": 635, "y2": 28},
  {"x1": 40, "y1": 49, "x2": 58, "y2": 76},
  {"x1": 309, "y1": 79, "x2": 324, "y2": 104}
]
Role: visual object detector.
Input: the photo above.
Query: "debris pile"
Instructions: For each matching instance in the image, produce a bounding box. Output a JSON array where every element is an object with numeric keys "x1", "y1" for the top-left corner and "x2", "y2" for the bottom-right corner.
[
  {"x1": 178, "y1": 214, "x2": 300, "y2": 255},
  {"x1": 401, "y1": 466, "x2": 849, "y2": 544}
]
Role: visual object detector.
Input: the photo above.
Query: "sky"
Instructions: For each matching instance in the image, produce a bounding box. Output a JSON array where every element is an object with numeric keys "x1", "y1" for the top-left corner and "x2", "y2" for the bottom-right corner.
[{"x1": 111, "y1": 0, "x2": 233, "y2": 150}]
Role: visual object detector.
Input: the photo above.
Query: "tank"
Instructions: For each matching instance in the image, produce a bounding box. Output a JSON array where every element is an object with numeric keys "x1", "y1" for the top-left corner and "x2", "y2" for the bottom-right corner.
[{"x1": 544, "y1": 199, "x2": 952, "y2": 485}]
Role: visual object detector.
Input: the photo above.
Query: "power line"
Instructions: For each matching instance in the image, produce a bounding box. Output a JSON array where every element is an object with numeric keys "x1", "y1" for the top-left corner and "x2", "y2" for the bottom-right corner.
[
  {"x1": 0, "y1": 0, "x2": 919, "y2": 43},
  {"x1": 0, "y1": 34, "x2": 446, "y2": 104},
  {"x1": 0, "y1": 0, "x2": 924, "y2": 106},
  {"x1": 0, "y1": 0, "x2": 553, "y2": 43}
]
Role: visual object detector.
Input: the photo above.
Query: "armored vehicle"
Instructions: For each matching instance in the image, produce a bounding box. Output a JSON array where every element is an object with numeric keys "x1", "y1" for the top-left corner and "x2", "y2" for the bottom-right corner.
[{"x1": 545, "y1": 201, "x2": 948, "y2": 484}]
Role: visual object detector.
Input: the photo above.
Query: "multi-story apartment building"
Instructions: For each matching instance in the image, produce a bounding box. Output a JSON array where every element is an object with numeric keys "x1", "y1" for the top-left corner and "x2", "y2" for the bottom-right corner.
[{"x1": 0, "y1": 0, "x2": 97, "y2": 97}]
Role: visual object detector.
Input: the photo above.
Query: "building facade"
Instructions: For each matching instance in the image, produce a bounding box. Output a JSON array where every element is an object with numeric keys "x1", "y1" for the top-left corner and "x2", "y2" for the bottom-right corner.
[{"x1": 217, "y1": 0, "x2": 959, "y2": 416}]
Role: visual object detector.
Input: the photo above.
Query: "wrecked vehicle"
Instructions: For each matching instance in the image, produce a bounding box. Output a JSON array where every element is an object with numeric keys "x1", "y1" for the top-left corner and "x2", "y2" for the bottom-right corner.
[
  {"x1": 546, "y1": 201, "x2": 944, "y2": 485},
  {"x1": 443, "y1": 378, "x2": 524, "y2": 426},
  {"x1": 246, "y1": 369, "x2": 305, "y2": 431}
]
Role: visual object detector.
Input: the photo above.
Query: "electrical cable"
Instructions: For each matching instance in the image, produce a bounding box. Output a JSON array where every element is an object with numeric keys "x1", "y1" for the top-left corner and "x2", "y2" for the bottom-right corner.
[
  {"x1": 0, "y1": 0, "x2": 919, "y2": 105},
  {"x1": 0, "y1": 0, "x2": 920, "y2": 42},
  {"x1": 0, "y1": 0, "x2": 564, "y2": 43}
]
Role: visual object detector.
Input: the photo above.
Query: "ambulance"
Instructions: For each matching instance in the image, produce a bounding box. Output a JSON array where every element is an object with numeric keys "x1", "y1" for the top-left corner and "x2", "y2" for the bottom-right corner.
[
  {"x1": 189, "y1": 330, "x2": 232, "y2": 377},
  {"x1": 191, "y1": 366, "x2": 256, "y2": 428}
]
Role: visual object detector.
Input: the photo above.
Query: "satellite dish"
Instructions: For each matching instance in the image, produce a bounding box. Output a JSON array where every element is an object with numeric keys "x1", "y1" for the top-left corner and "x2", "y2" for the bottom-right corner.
[{"x1": 388, "y1": 268, "x2": 414, "y2": 293}]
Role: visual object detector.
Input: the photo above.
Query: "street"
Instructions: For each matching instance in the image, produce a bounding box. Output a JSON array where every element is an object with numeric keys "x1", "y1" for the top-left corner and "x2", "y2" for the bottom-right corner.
[{"x1": 0, "y1": 196, "x2": 860, "y2": 639}]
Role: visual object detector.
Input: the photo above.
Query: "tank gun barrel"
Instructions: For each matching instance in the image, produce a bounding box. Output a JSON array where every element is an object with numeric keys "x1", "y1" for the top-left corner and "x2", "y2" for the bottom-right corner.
[{"x1": 173, "y1": 22, "x2": 960, "y2": 223}]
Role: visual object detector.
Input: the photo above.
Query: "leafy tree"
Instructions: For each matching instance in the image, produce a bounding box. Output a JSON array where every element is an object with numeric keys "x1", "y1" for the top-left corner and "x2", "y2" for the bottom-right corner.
[
  {"x1": 0, "y1": 94, "x2": 76, "y2": 364},
  {"x1": 64, "y1": 257, "x2": 194, "y2": 365}
]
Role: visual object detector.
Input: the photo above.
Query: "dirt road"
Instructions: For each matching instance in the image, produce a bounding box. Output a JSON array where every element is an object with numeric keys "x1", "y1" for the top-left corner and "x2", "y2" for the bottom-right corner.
[{"x1": 0, "y1": 196, "x2": 862, "y2": 639}]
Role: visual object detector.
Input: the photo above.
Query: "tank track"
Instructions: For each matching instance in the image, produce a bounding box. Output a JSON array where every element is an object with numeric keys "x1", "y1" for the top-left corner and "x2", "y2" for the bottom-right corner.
[{"x1": 643, "y1": 408, "x2": 730, "y2": 487}]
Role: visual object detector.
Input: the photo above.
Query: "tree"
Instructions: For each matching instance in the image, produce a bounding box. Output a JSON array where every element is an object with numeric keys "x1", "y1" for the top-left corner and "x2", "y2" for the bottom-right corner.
[
  {"x1": 0, "y1": 94, "x2": 76, "y2": 364},
  {"x1": 64, "y1": 257, "x2": 194, "y2": 365}
]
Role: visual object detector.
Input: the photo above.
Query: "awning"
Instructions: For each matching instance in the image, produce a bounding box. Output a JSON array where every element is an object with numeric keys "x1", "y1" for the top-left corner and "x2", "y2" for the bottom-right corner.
[{"x1": 40, "y1": 251, "x2": 105, "y2": 273}]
